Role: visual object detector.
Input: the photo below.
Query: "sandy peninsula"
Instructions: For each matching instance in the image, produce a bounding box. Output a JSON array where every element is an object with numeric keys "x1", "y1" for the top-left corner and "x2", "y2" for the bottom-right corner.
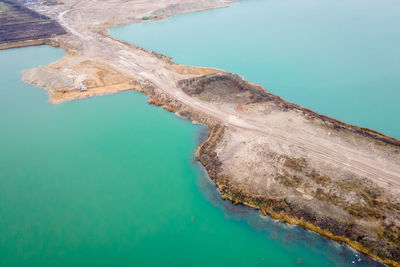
[{"x1": 3, "y1": 0, "x2": 399, "y2": 265}]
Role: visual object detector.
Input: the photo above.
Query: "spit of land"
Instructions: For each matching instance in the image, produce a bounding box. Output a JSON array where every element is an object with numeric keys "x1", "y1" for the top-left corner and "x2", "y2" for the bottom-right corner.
[{"x1": 2, "y1": 0, "x2": 399, "y2": 265}]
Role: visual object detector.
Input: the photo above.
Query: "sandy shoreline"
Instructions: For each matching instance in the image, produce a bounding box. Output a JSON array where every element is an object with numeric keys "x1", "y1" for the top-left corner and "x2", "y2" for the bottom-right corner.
[
  {"x1": 4, "y1": 0, "x2": 399, "y2": 265},
  {"x1": 0, "y1": 39, "x2": 47, "y2": 50}
]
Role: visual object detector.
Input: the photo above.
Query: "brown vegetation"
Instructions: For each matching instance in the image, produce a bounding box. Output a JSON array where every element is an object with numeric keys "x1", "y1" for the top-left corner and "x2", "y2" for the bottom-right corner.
[{"x1": 0, "y1": 0, "x2": 65, "y2": 45}]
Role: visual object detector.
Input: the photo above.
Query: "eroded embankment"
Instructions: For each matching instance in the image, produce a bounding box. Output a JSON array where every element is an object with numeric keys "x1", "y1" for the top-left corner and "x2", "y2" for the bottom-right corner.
[
  {"x1": 0, "y1": 39, "x2": 46, "y2": 50},
  {"x1": 197, "y1": 125, "x2": 399, "y2": 267},
  {"x1": 180, "y1": 73, "x2": 400, "y2": 266}
]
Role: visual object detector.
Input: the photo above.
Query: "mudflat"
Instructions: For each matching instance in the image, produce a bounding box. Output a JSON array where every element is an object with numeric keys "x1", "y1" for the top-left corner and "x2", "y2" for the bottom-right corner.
[{"x1": 10, "y1": 0, "x2": 400, "y2": 265}]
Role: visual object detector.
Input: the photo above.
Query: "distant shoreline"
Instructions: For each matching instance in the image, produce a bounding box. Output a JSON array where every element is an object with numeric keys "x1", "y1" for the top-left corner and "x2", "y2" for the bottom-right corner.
[{"x1": 0, "y1": 39, "x2": 46, "y2": 50}]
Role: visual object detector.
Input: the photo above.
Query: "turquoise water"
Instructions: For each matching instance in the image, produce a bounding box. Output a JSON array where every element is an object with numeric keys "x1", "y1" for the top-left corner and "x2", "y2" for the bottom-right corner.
[
  {"x1": 0, "y1": 46, "x2": 383, "y2": 266},
  {"x1": 110, "y1": 0, "x2": 400, "y2": 139}
]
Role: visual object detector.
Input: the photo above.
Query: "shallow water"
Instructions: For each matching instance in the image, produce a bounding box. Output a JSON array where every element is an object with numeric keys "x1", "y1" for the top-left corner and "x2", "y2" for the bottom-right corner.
[
  {"x1": 0, "y1": 45, "x2": 384, "y2": 265},
  {"x1": 110, "y1": 0, "x2": 400, "y2": 139}
]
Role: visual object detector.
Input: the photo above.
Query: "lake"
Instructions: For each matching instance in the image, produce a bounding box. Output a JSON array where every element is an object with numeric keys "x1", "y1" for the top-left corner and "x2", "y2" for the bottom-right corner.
[
  {"x1": 110, "y1": 0, "x2": 400, "y2": 139},
  {"x1": 0, "y1": 0, "x2": 392, "y2": 264}
]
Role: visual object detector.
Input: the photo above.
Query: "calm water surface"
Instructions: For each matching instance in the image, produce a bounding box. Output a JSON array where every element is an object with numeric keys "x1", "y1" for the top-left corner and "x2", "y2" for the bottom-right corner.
[
  {"x1": 0, "y1": 45, "x2": 383, "y2": 266},
  {"x1": 111, "y1": 0, "x2": 400, "y2": 139}
]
